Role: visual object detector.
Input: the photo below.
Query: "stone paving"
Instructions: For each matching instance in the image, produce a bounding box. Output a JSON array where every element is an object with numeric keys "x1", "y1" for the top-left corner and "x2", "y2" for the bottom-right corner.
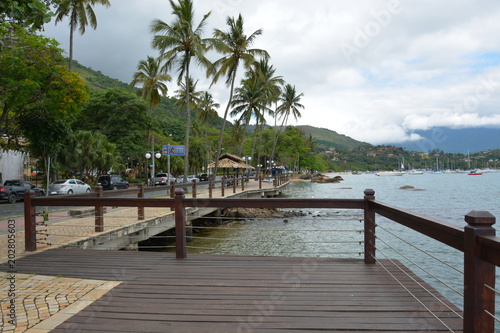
[{"x1": 0, "y1": 180, "x2": 280, "y2": 332}]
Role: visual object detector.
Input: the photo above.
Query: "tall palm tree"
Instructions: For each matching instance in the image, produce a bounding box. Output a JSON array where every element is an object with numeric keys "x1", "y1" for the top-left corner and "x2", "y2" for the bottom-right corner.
[
  {"x1": 151, "y1": 0, "x2": 211, "y2": 183},
  {"x1": 271, "y1": 84, "x2": 304, "y2": 161},
  {"x1": 208, "y1": 13, "x2": 268, "y2": 178},
  {"x1": 230, "y1": 77, "x2": 270, "y2": 156},
  {"x1": 131, "y1": 56, "x2": 171, "y2": 109},
  {"x1": 247, "y1": 59, "x2": 283, "y2": 167},
  {"x1": 54, "y1": 0, "x2": 111, "y2": 69},
  {"x1": 131, "y1": 56, "x2": 171, "y2": 185},
  {"x1": 197, "y1": 92, "x2": 219, "y2": 169}
]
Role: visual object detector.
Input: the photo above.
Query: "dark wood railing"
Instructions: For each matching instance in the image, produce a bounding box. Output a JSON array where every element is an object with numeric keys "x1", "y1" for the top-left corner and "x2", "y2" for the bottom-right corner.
[{"x1": 23, "y1": 187, "x2": 497, "y2": 333}]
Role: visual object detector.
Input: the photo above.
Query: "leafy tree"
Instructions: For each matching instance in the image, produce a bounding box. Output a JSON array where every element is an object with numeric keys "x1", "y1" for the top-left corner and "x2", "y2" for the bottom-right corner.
[
  {"x1": 54, "y1": 0, "x2": 111, "y2": 69},
  {"x1": 230, "y1": 77, "x2": 270, "y2": 156},
  {"x1": 151, "y1": 0, "x2": 211, "y2": 183},
  {"x1": 208, "y1": 13, "x2": 268, "y2": 177},
  {"x1": 60, "y1": 130, "x2": 121, "y2": 181},
  {"x1": 131, "y1": 56, "x2": 170, "y2": 108},
  {"x1": 0, "y1": 0, "x2": 55, "y2": 33},
  {"x1": 1, "y1": 25, "x2": 89, "y2": 181},
  {"x1": 271, "y1": 84, "x2": 304, "y2": 160},
  {"x1": 131, "y1": 55, "x2": 171, "y2": 181},
  {"x1": 76, "y1": 88, "x2": 150, "y2": 163}
]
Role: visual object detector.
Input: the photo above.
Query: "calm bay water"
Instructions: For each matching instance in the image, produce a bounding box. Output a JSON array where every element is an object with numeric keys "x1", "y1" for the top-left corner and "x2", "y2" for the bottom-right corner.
[{"x1": 186, "y1": 171, "x2": 500, "y2": 314}]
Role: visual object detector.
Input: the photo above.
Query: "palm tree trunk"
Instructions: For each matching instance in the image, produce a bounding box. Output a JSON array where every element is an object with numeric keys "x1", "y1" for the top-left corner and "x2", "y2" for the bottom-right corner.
[
  {"x1": 182, "y1": 57, "x2": 190, "y2": 183},
  {"x1": 250, "y1": 117, "x2": 259, "y2": 159},
  {"x1": 237, "y1": 121, "x2": 248, "y2": 156},
  {"x1": 270, "y1": 113, "x2": 288, "y2": 161},
  {"x1": 213, "y1": 69, "x2": 237, "y2": 179},
  {"x1": 69, "y1": 21, "x2": 74, "y2": 69}
]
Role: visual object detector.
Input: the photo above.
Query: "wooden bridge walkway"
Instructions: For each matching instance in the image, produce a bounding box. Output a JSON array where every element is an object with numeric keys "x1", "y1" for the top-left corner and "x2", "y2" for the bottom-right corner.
[{"x1": 5, "y1": 248, "x2": 463, "y2": 332}]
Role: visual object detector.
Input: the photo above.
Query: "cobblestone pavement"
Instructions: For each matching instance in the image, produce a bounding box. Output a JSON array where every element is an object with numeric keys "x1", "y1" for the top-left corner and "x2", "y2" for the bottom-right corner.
[
  {"x1": 0, "y1": 180, "x2": 279, "y2": 332},
  {"x1": 0, "y1": 272, "x2": 120, "y2": 332}
]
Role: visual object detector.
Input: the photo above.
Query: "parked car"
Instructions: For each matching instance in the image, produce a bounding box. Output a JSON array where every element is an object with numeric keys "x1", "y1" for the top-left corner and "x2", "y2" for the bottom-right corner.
[
  {"x1": 153, "y1": 173, "x2": 176, "y2": 186},
  {"x1": 0, "y1": 180, "x2": 46, "y2": 203},
  {"x1": 48, "y1": 179, "x2": 91, "y2": 195},
  {"x1": 178, "y1": 175, "x2": 197, "y2": 183},
  {"x1": 97, "y1": 175, "x2": 129, "y2": 190},
  {"x1": 198, "y1": 173, "x2": 211, "y2": 181}
]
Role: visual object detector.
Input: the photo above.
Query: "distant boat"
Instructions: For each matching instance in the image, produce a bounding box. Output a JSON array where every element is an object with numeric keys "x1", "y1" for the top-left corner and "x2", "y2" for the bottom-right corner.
[
  {"x1": 375, "y1": 171, "x2": 405, "y2": 176},
  {"x1": 468, "y1": 171, "x2": 483, "y2": 175},
  {"x1": 407, "y1": 170, "x2": 424, "y2": 175}
]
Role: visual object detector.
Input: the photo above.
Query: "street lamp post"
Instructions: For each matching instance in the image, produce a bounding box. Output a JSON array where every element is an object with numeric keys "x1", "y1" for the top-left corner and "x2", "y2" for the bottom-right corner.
[
  {"x1": 145, "y1": 151, "x2": 161, "y2": 186},
  {"x1": 242, "y1": 156, "x2": 252, "y2": 180}
]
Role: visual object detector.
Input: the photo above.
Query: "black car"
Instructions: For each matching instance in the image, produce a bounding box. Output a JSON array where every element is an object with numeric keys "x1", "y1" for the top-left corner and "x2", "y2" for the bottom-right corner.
[
  {"x1": 198, "y1": 173, "x2": 211, "y2": 181},
  {"x1": 0, "y1": 180, "x2": 46, "y2": 203},
  {"x1": 97, "y1": 175, "x2": 129, "y2": 190}
]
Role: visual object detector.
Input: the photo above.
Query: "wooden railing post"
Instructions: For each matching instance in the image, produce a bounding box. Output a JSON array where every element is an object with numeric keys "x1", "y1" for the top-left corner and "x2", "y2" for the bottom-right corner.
[
  {"x1": 241, "y1": 175, "x2": 245, "y2": 191},
  {"x1": 233, "y1": 176, "x2": 236, "y2": 193},
  {"x1": 138, "y1": 183, "x2": 145, "y2": 220},
  {"x1": 174, "y1": 189, "x2": 186, "y2": 259},
  {"x1": 192, "y1": 180, "x2": 196, "y2": 198},
  {"x1": 208, "y1": 178, "x2": 213, "y2": 198},
  {"x1": 95, "y1": 186, "x2": 104, "y2": 232},
  {"x1": 259, "y1": 175, "x2": 262, "y2": 189},
  {"x1": 24, "y1": 190, "x2": 36, "y2": 251},
  {"x1": 463, "y1": 210, "x2": 496, "y2": 333},
  {"x1": 170, "y1": 181, "x2": 175, "y2": 198},
  {"x1": 363, "y1": 189, "x2": 376, "y2": 264},
  {"x1": 221, "y1": 177, "x2": 225, "y2": 197}
]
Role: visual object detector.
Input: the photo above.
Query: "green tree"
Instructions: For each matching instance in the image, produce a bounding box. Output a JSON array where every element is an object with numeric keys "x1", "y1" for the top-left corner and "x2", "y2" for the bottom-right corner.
[
  {"x1": 67, "y1": 130, "x2": 121, "y2": 180},
  {"x1": 54, "y1": 0, "x2": 111, "y2": 69},
  {"x1": 1, "y1": 25, "x2": 89, "y2": 181},
  {"x1": 131, "y1": 55, "x2": 171, "y2": 182},
  {"x1": 76, "y1": 88, "x2": 150, "y2": 163},
  {"x1": 271, "y1": 84, "x2": 304, "y2": 161},
  {"x1": 0, "y1": 0, "x2": 55, "y2": 33},
  {"x1": 208, "y1": 13, "x2": 268, "y2": 177},
  {"x1": 151, "y1": 0, "x2": 211, "y2": 183},
  {"x1": 230, "y1": 77, "x2": 270, "y2": 157}
]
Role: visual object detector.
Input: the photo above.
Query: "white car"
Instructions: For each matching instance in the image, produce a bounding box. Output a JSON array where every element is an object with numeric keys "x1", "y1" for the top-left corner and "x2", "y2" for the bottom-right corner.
[{"x1": 48, "y1": 179, "x2": 92, "y2": 195}]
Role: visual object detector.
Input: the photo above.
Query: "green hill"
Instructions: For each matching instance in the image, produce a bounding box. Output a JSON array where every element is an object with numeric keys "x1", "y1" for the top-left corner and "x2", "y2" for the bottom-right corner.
[
  {"x1": 71, "y1": 60, "x2": 135, "y2": 91},
  {"x1": 297, "y1": 125, "x2": 371, "y2": 151},
  {"x1": 70, "y1": 61, "x2": 371, "y2": 151}
]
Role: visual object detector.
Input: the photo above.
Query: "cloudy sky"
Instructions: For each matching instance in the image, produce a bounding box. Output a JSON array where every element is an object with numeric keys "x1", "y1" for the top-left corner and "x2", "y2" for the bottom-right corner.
[{"x1": 41, "y1": 0, "x2": 500, "y2": 145}]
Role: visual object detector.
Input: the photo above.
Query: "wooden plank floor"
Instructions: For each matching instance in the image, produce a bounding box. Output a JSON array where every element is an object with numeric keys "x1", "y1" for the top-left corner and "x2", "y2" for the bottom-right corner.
[{"x1": 4, "y1": 249, "x2": 463, "y2": 332}]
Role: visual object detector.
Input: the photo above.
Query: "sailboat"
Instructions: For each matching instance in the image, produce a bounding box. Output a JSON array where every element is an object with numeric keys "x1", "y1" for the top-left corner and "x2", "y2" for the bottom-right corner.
[{"x1": 376, "y1": 157, "x2": 405, "y2": 176}]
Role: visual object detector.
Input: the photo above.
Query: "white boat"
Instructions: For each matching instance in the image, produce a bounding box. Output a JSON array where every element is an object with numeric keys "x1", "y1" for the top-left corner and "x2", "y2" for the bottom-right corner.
[
  {"x1": 407, "y1": 169, "x2": 424, "y2": 175},
  {"x1": 375, "y1": 171, "x2": 405, "y2": 176}
]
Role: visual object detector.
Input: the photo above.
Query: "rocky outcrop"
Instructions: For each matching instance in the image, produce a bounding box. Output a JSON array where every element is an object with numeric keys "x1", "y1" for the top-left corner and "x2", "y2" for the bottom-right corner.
[
  {"x1": 311, "y1": 175, "x2": 344, "y2": 183},
  {"x1": 222, "y1": 208, "x2": 306, "y2": 219}
]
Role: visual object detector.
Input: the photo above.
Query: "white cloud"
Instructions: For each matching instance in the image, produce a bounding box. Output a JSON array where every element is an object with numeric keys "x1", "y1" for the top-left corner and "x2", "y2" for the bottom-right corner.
[{"x1": 40, "y1": 0, "x2": 500, "y2": 145}]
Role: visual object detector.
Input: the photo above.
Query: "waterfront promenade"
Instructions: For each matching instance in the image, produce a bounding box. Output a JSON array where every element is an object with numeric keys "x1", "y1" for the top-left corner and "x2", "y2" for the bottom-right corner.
[
  {"x1": 0, "y1": 178, "x2": 478, "y2": 332},
  {"x1": 0, "y1": 180, "x2": 282, "y2": 332}
]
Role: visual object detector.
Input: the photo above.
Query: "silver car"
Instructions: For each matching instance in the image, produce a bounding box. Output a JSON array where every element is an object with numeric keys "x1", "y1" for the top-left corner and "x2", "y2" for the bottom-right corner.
[{"x1": 48, "y1": 179, "x2": 92, "y2": 195}]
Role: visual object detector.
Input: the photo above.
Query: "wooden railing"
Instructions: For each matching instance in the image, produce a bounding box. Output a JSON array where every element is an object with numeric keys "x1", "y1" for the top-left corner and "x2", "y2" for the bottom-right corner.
[{"x1": 23, "y1": 188, "x2": 497, "y2": 333}]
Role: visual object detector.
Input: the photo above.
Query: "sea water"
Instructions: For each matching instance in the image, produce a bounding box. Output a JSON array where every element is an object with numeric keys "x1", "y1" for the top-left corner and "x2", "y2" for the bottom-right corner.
[{"x1": 187, "y1": 172, "x2": 500, "y2": 319}]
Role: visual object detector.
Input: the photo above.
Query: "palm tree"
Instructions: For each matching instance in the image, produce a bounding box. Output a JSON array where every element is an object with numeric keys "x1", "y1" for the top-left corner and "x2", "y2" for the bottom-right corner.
[
  {"x1": 208, "y1": 13, "x2": 268, "y2": 179},
  {"x1": 197, "y1": 92, "x2": 219, "y2": 169},
  {"x1": 151, "y1": 0, "x2": 211, "y2": 183},
  {"x1": 54, "y1": 0, "x2": 111, "y2": 69},
  {"x1": 131, "y1": 56, "x2": 171, "y2": 109},
  {"x1": 271, "y1": 84, "x2": 304, "y2": 161},
  {"x1": 247, "y1": 59, "x2": 283, "y2": 167},
  {"x1": 230, "y1": 77, "x2": 270, "y2": 156},
  {"x1": 131, "y1": 56, "x2": 171, "y2": 185}
]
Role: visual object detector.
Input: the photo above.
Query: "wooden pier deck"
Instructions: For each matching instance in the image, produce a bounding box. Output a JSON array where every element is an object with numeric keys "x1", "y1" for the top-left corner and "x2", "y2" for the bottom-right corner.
[{"x1": 5, "y1": 248, "x2": 463, "y2": 332}]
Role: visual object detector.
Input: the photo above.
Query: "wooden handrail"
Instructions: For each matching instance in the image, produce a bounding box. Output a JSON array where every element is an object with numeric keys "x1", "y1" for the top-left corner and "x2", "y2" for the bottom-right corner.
[
  {"x1": 22, "y1": 186, "x2": 500, "y2": 333},
  {"x1": 370, "y1": 200, "x2": 464, "y2": 252}
]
